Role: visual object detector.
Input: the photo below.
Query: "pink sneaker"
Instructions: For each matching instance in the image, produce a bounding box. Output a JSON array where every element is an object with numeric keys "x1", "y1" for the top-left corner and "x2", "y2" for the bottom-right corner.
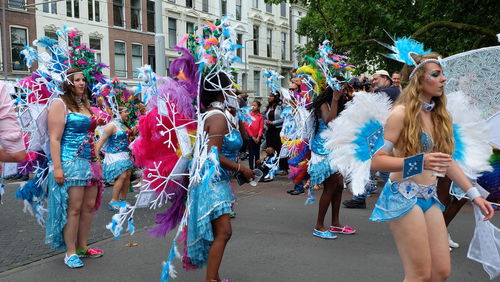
[
  {"x1": 329, "y1": 225, "x2": 356, "y2": 235},
  {"x1": 77, "y1": 246, "x2": 104, "y2": 258}
]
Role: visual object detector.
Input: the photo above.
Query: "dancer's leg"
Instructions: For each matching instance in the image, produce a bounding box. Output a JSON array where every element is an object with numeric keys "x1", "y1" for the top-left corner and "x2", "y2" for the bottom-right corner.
[
  {"x1": 120, "y1": 169, "x2": 131, "y2": 200},
  {"x1": 389, "y1": 206, "x2": 433, "y2": 281},
  {"x1": 64, "y1": 186, "x2": 85, "y2": 255},
  {"x1": 76, "y1": 185, "x2": 98, "y2": 250},
  {"x1": 424, "y1": 205, "x2": 451, "y2": 281},
  {"x1": 206, "y1": 214, "x2": 232, "y2": 282},
  {"x1": 111, "y1": 172, "x2": 126, "y2": 202},
  {"x1": 315, "y1": 176, "x2": 334, "y2": 231},
  {"x1": 329, "y1": 173, "x2": 343, "y2": 227}
]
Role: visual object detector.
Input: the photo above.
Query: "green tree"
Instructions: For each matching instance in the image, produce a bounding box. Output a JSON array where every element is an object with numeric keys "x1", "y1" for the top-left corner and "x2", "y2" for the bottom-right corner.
[{"x1": 267, "y1": 0, "x2": 499, "y2": 74}]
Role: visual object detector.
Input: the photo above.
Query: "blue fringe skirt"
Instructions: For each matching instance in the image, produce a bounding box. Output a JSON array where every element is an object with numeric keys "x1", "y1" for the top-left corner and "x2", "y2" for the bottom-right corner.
[
  {"x1": 308, "y1": 152, "x2": 337, "y2": 186},
  {"x1": 186, "y1": 180, "x2": 234, "y2": 267},
  {"x1": 45, "y1": 159, "x2": 93, "y2": 250},
  {"x1": 103, "y1": 152, "x2": 134, "y2": 183}
]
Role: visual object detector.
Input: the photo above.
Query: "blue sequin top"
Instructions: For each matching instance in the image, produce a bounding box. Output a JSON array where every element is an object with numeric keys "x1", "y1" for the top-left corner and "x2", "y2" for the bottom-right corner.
[
  {"x1": 420, "y1": 131, "x2": 434, "y2": 153},
  {"x1": 311, "y1": 119, "x2": 330, "y2": 155},
  {"x1": 60, "y1": 113, "x2": 92, "y2": 162},
  {"x1": 219, "y1": 129, "x2": 242, "y2": 180},
  {"x1": 107, "y1": 124, "x2": 129, "y2": 153}
]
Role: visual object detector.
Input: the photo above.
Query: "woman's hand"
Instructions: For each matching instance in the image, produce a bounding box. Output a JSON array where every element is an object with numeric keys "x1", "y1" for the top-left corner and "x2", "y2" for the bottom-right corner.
[
  {"x1": 240, "y1": 166, "x2": 255, "y2": 181},
  {"x1": 266, "y1": 120, "x2": 272, "y2": 125},
  {"x1": 54, "y1": 168, "x2": 65, "y2": 185},
  {"x1": 472, "y1": 197, "x2": 495, "y2": 221},
  {"x1": 424, "y1": 152, "x2": 452, "y2": 174}
]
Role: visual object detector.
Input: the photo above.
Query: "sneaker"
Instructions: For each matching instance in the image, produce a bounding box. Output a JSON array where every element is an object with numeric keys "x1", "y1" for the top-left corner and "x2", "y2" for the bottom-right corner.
[
  {"x1": 329, "y1": 225, "x2": 356, "y2": 235},
  {"x1": 313, "y1": 229, "x2": 337, "y2": 239},
  {"x1": 77, "y1": 246, "x2": 104, "y2": 258},
  {"x1": 286, "y1": 189, "x2": 295, "y2": 194},
  {"x1": 342, "y1": 199, "x2": 366, "y2": 209},
  {"x1": 448, "y1": 233, "x2": 459, "y2": 248},
  {"x1": 64, "y1": 254, "x2": 84, "y2": 268},
  {"x1": 108, "y1": 202, "x2": 120, "y2": 211},
  {"x1": 230, "y1": 211, "x2": 236, "y2": 218},
  {"x1": 290, "y1": 190, "x2": 305, "y2": 195}
]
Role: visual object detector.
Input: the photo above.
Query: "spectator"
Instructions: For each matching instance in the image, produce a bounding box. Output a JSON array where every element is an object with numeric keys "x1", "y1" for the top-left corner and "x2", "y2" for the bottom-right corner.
[
  {"x1": 238, "y1": 92, "x2": 248, "y2": 108},
  {"x1": 264, "y1": 92, "x2": 288, "y2": 175},
  {"x1": 392, "y1": 71, "x2": 402, "y2": 91},
  {"x1": 371, "y1": 70, "x2": 400, "y2": 103},
  {"x1": 244, "y1": 100, "x2": 264, "y2": 169},
  {"x1": 0, "y1": 82, "x2": 26, "y2": 162}
]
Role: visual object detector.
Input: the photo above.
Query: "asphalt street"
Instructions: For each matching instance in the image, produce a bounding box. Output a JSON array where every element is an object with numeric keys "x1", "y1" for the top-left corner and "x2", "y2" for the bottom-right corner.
[{"x1": 0, "y1": 176, "x2": 498, "y2": 281}]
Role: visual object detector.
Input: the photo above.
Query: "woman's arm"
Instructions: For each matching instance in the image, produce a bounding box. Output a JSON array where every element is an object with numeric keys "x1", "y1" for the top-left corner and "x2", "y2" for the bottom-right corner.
[
  {"x1": 321, "y1": 94, "x2": 341, "y2": 124},
  {"x1": 271, "y1": 105, "x2": 284, "y2": 126},
  {"x1": 446, "y1": 160, "x2": 494, "y2": 220},
  {"x1": 94, "y1": 124, "x2": 115, "y2": 158},
  {"x1": 371, "y1": 106, "x2": 451, "y2": 173},
  {"x1": 257, "y1": 114, "x2": 264, "y2": 141},
  {"x1": 48, "y1": 100, "x2": 67, "y2": 185},
  {"x1": 206, "y1": 113, "x2": 254, "y2": 180}
]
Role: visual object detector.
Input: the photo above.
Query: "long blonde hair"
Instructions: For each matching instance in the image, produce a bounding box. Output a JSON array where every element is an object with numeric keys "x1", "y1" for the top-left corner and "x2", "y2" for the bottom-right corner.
[{"x1": 395, "y1": 53, "x2": 454, "y2": 157}]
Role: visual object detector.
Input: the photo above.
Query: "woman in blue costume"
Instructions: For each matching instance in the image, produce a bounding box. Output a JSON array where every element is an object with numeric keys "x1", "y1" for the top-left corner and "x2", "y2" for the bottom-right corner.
[
  {"x1": 95, "y1": 106, "x2": 134, "y2": 210},
  {"x1": 186, "y1": 71, "x2": 254, "y2": 281},
  {"x1": 46, "y1": 67, "x2": 104, "y2": 268},
  {"x1": 370, "y1": 53, "x2": 494, "y2": 281},
  {"x1": 309, "y1": 85, "x2": 356, "y2": 239}
]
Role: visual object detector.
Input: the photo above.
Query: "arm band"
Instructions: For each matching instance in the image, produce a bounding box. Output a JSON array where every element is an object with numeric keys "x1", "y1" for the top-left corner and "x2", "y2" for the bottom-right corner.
[
  {"x1": 465, "y1": 187, "x2": 481, "y2": 200},
  {"x1": 402, "y1": 153, "x2": 424, "y2": 179},
  {"x1": 381, "y1": 139, "x2": 394, "y2": 153}
]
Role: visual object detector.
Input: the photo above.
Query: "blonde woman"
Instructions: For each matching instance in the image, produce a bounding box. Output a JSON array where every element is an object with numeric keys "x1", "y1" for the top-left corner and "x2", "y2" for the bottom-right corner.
[{"x1": 370, "y1": 53, "x2": 494, "y2": 281}]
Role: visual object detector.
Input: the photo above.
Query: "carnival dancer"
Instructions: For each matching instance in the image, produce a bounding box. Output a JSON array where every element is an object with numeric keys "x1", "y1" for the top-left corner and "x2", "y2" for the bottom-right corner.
[
  {"x1": 368, "y1": 52, "x2": 494, "y2": 280},
  {"x1": 95, "y1": 106, "x2": 134, "y2": 210},
  {"x1": 46, "y1": 67, "x2": 104, "y2": 268},
  {"x1": 310, "y1": 85, "x2": 355, "y2": 239}
]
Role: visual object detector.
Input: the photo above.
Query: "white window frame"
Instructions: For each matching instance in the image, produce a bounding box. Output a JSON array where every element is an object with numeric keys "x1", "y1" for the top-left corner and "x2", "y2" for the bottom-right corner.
[
  {"x1": 253, "y1": 70, "x2": 261, "y2": 96},
  {"x1": 114, "y1": 40, "x2": 127, "y2": 78},
  {"x1": 43, "y1": 0, "x2": 57, "y2": 14},
  {"x1": 130, "y1": 0, "x2": 142, "y2": 30},
  {"x1": 10, "y1": 25, "x2": 29, "y2": 72},
  {"x1": 89, "y1": 37, "x2": 102, "y2": 63},
  {"x1": 266, "y1": 28, "x2": 272, "y2": 58},
  {"x1": 168, "y1": 17, "x2": 177, "y2": 48},
  {"x1": 202, "y1": 0, "x2": 208, "y2": 12},
  {"x1": 281, "y1": 32, "x2": 287, "y2": 60},
  {"x1": 113, "y1": 0, "x2": 125, "y2": 27},
  {"x1": 88, "y1": 0, "x2": 100, "y2": 22},
  {"x1": 131, "y1": 43, "x2": 143, "y2": 78},
  {"x1": 8, "y1": 0, "x2": 26, "y2": 10}
]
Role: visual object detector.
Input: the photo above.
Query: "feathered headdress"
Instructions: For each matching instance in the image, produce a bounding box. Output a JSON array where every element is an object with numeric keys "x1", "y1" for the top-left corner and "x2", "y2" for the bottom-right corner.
[{"x1": 377, "y1": 35, "x2": 441, "y2": 79}]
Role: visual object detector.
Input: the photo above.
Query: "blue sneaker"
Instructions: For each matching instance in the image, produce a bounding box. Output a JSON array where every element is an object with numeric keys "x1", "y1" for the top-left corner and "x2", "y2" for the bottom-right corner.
[
  {"x1": 313, "y1": 229, "x2": 337, "y2": 239},
  {"x1": 64, "y1": 254, "x2": 84, "y2": 268}
]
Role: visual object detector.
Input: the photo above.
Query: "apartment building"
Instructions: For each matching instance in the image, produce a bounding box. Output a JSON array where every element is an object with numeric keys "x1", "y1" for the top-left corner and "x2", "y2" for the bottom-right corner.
[
  {"x1": 2, "y1": 0, "x2": 307, "y2": 94},
  {"x1": 0, "y1": 0, "x2": 37, "y2": 82}
]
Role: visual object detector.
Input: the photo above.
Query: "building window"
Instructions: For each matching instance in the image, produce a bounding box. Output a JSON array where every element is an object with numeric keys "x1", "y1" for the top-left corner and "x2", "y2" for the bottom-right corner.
[
  {"x1": 43, "y1": 0, "x2": 57, "y2": 14},
  {"x1": 236, "y1": 0, "x2": 242, "y2": 20},
  {"x1": 132, "y1": 44, "x2": 143, "y2": 78},
  {"x1": 186, "y1": 22, "x2": 194, "y2": 34},
  {"x1": 281, "y1": 32, "x2": 287, "y2": 60},
  {"x1": 202, "y1": 0, "x2": 208, "y2": 12},
  {"x1": 168, "y1": 18, "x2": 177, "y2": 48},
  {"x1": 220, "y1": 0, "x2": 227, "y2": 16},
  {"x1": 8, "y1": 0, "x2": 25, "y2": 9},
  {"x1": 131, "y1": 0, "x2": 141, "y2": 30},
  {"x1": 148, "y1": 45, "x2": 155, "y2": 71},
  {"x1": 147, "y1": 0, "x2": 154, "y2": 32},
  {"x1": 168, "y1": 0, "x2": 175, "y2": 3},
  {"x1": 89, "y1": 38, "x2": 102, "y2": 62},
  {"x1": 113, "y1": 0, "x2": 124, "y2": 27},
  {"x1": 66, "y1": 0, "x2": 79, "y2": 18},
  {"x1": 252, "y1": 0, "x2": 258, "y2": 9},
  {"x1": 253, "y1": 25, "x2": 259, "y2": 56},
  {"x1": 236, "y1": 33, "x2": 242, "y2": 59},
  {"x1": 280, "y1": 3, "x2": 286, "y2": 17},
  {"x1": 265, "y1": 3, "x2": 272, "y2": 13},
  {"x1": 253, "y1": 71, "x2": 260, "y2": 96},
  {"x1": 88, "y1": 0, "x2": 100, "y2": 21},
  {"x1": 186, "y1": 0, "x2": 192, "y2": 8},
  {"x1": 45, "y1": 31, "x2": 58, "y2": 40},
  {"x1": 266, "y1": 28, "x2": 272, "y2": 58},
  {"x1": 11, "y1": 26, "x2": 28, "y2": 71},
  {"x1": 114, "y1": 41, "x2": 126, "y2": 77}
]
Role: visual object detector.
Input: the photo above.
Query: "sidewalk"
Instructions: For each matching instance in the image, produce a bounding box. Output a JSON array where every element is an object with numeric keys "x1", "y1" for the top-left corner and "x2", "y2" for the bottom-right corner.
[{"x1": 0, "y1": 177, "x2": 496, "y2": 281}]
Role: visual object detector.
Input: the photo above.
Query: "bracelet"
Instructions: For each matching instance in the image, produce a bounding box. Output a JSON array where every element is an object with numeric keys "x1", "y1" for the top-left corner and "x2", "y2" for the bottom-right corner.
[
  {"x1": 465, "y1": 187, "x2": 481, "y2": 200},
  {"x1": 237, "y1": 163, "x2": 241, "y2": 173}
]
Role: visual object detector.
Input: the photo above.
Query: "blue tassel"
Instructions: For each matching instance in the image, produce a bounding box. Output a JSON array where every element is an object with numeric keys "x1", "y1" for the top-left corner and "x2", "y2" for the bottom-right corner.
[
  {"x1": 380, "y1": 37, "x2": 432, "y2": 66},
  {"x1": 127, "y1": 217, "x2": 135, "y2": 234},
  {"x1": 305, "y1": 187, "x2": 315, "y2": 205}
]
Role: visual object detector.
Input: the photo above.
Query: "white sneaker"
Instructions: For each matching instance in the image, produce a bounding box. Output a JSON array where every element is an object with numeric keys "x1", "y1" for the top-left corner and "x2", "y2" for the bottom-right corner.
[
  {"x1": 132, "y1": 182, "x2": 142, "y2": 188},
  {"x1": 448, "y1": 233, "x2": 459, "y2": 248}
]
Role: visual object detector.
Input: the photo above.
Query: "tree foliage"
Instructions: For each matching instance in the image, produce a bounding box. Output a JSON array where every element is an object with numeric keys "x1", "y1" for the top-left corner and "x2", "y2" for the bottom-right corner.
[{"x1": 266, "y1": 0, "x2": 500, "y2": 73}]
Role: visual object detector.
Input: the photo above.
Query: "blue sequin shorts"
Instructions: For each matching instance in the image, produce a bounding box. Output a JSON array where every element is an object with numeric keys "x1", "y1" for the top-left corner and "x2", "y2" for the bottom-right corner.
[{"x1": 370, "y1": 180, "x2": 444, "y2": 222}]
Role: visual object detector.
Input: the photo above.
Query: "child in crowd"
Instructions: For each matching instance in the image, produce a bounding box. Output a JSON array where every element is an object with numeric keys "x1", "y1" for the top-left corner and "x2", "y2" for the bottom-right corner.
[{"x1": 257, "y1": 147, "x2": 278, "y2": 182}]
